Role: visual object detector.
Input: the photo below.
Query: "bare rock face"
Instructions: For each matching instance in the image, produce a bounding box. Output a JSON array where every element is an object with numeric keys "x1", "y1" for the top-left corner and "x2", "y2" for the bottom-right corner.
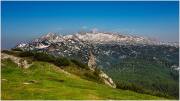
[
  {"x1": 88, "y1": 50, "x2": 96, "y2": 71},
  {"x1": 87, "y1": 50, "x2": 116, "y2": 88},
  {"x1": 99, "y1": 71, "x2": 116, "y2": 88},
  {"x1": 1, "y1": 53, "x2": 31, "y2": 68}
]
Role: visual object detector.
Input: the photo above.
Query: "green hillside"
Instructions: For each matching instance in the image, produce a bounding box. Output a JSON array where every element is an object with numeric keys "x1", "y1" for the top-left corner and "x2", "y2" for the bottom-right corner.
[
  {"x1": 105, "y1": 57, "x2": 179, "y2": 99},
  {"x1": 1, "y1": 58, "x2": 165, "y2": 100}
]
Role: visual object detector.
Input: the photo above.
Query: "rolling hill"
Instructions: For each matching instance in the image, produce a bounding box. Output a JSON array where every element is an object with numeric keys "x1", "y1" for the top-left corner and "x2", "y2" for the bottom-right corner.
[{"x1": 1, "y1": 53, "x2": 165, "y2": 100}]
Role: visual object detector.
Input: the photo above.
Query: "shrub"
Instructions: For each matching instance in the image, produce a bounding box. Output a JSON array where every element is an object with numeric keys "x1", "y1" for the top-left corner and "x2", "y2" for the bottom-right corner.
[
  {"x1": 2, "y1": 50, "x2": 20, "y2": 56},
  {"x1": 11, "y1": 48, "x2": 23, "y2": 51},
  {"x1": 84, "y1": 72, "x2": 102, "y2": 83},
  {"x1": 55, "y1": 57, "x2": 70, "y2": 67},
  {"x1": 71, "y1": 59, "x2": 88, "y2": 69},
  {"x1": 94, "y1": 67, "x2": 101, "y2": 76},
  {"x1": 18, "y1": 51, "x2": 70, "y2": 67},
  {"x1": 116, "y1": 82, "x2": 144, "y2": 93},
  {"x1": 116, "y1": 81, "x2": 176, "y2": 98},
  {"x1": 2, "y1": 50, "x2": 14, "y2": 55},
  {"x1": 19, "y1": 51, "x2": 34, "y2": 57},
  {"x1": 33, "y1": 52, "x2": 55, "y2": 62}
]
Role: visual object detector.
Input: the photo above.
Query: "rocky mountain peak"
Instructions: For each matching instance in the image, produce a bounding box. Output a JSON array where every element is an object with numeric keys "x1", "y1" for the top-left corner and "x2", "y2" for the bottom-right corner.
[
  {"x1": 42, "y1": 32, "x2": 57, "y2": 38},
  {"x1": 37, "y1": 33, "x2": 64, "y2": 43}
]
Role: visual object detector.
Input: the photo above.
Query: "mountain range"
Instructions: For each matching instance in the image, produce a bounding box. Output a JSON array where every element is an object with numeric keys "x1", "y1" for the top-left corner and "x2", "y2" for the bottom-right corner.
[{"x1": 16, "y1": 32, "x2": 179, "y2": 68}]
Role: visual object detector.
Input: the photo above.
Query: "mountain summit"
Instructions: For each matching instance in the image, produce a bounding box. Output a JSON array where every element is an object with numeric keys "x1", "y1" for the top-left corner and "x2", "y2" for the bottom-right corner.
[
  {"x1": 16, "y1": 32, "x2": 178, "y2": 50},
  {"x1": 36, "y1": 32, "x2": 154, "y2": 45}
]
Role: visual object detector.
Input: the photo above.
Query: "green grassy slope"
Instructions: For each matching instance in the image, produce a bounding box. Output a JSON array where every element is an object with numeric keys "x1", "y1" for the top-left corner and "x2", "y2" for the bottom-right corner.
[{"x1": 1, "y1": 59, "x2": 165, "y2": 100}]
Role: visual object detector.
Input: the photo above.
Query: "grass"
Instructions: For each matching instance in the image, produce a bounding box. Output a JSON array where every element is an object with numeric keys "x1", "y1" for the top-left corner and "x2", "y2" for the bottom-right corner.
[{"x1": 1, "y1": 59, "x2": 165, "y2": 100}]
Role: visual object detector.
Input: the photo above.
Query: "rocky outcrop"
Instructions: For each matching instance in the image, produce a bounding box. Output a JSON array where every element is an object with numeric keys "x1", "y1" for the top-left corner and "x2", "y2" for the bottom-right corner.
[
  {"x1": 1, "y1": 53, "x2": 31, "y2": 68},
  {"x1": 87, "y1": 50, "x2": 116, "y2": 88},
  {"x1": 98, "y1": 70, "x2": 116, "y2": 88},
  {"x1": 88, "y1": 50, "x2": 96, "y2": 71}
]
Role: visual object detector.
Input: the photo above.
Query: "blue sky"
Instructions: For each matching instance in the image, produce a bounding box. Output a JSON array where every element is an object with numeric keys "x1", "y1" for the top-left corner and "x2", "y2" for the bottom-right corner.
[{"x1": 1, "y1": 1, "x2": 179, "y2": 49}]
